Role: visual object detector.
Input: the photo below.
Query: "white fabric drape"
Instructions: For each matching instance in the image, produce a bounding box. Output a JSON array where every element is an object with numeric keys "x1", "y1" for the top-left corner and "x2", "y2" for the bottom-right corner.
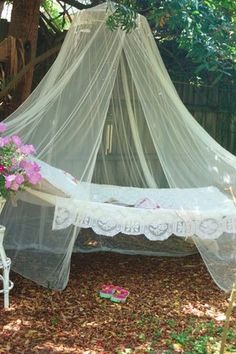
[{"x1": 1, "y1": 4, "x2": 236, "y2": 291}]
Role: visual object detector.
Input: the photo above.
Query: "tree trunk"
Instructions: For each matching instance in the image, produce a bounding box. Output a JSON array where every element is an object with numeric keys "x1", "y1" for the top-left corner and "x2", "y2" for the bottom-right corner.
[
  {"x1": 0, "y1": 1, "x2": 5, "y2": 17},
  {"x1": 8, "y1": 0, "x2": 41, "y2": 107}
]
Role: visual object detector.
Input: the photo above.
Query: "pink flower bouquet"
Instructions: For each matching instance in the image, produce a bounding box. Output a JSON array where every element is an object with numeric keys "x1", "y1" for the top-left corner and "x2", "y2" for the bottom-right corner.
[{"x1": 0, "y1": 122, "x2": 42, "y2": 198}]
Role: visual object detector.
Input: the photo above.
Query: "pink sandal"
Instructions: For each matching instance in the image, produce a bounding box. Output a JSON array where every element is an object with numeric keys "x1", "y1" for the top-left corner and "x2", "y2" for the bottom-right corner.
[
  {"x1": 99, "y1": 284, "x2": 115, "y2": 299},
  {"x1": 110, "y1": 286, "x2": 129, "y2": 303}
]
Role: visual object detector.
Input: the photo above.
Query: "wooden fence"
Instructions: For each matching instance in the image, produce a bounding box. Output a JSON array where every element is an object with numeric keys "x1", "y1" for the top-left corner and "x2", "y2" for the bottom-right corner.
[{"x1": 174, "y1": 82, "x2": 236, "y2": 154}]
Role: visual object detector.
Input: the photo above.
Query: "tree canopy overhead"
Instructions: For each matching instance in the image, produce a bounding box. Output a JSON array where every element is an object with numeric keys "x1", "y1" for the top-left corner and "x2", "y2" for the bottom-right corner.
[
  {"x1": 106, "y1": 0, "x2": 236, "y2": 84},
  {"x1": 0, "y1": 0, "x2": 234, "y2": 114},
  {"x1": 56, "y1": 0, "x2": 235, "y2": 85}
]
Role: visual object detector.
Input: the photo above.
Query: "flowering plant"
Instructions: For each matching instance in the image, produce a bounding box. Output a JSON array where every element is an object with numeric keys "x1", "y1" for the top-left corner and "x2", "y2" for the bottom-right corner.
[{"x1": 0, "y1": 122, "x2": 42, "y2": 199}]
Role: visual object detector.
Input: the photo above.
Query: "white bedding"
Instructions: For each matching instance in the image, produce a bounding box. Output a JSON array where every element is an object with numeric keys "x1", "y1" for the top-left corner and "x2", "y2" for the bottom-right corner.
[{"x1": 23, "y1": 159, "x2": 236, "y2": 241}]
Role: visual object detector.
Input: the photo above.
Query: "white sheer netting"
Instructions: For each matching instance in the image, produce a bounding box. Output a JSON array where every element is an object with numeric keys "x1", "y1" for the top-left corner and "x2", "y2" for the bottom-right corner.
[
  {"x1": 0, "y1": 3, "x2": 236, "y2": 291},
  {"x1": 193, "y1": 234, "x2": 236, "y2": 291}
]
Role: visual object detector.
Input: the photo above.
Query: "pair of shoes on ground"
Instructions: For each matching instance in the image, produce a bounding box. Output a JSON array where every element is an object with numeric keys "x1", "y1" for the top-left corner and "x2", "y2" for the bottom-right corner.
[{"x1": 99, "y1": 284, "x2": 129, "y2": 303}]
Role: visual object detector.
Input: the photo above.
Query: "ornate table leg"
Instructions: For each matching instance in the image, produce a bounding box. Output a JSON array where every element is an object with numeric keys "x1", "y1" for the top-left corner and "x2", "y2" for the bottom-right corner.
[{"x1": 0, "y1": 225, "x2": 14, "y2": 309}]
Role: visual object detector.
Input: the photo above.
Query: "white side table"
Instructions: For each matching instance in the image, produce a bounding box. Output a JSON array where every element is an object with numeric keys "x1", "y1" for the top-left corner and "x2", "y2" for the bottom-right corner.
[{"x1": 0, "y1": 225, "x2": 14, "y2": 308}]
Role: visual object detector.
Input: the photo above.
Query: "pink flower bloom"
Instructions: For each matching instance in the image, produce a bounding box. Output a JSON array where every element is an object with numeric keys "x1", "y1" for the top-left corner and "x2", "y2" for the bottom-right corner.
[
  {"x1": 19, "y1": 144, "x2": 36, "y2": 155},
  {"x1": 11, "y1": 135, "x2": 22, "y2": 146},
  {"x1": 32, "y1": 162, "x2": 40, "y2": 172},
  {"x1": 0, "y1": 134, "x2": 40, "y2": 196},
  {"x1": 20, "y1": 160, "x2": 33, "y2": 172},
  {"x1": 19, "y1": 159, "x2": 30, "y2": 169},
  {"x1": 27, "y1": 172, "x2": 42, "y2": 185},
  {"x1": 4, "y1": 174, "x2": 25, "y2": 191},
  {"x1": 19, "y1": 160, "x2": 42, "y2": 184},
  {"x1": 5, "y1": 175, "x2": 16, "y2": 189},
  {"x1": 20, "y1": 160, "x2": 40, "y2": 173},
  {"x1": 0, "y1": 122, "x2": 7, "y2": 133},
  {"x1": 0, "y1": 136, "x2": 11, "y2": 147},
  {"x1": 2, "y1": 136, "x2": 11, "y2": 145},
  {"x1": 15, "y1": 174, "x2": 24, "y2": 185}
]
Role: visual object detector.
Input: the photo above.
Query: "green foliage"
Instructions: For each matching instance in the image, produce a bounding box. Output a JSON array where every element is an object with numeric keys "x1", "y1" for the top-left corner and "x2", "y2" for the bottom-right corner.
[
  {"x1": 165, "y1": 318, "x2": 176, "y2": 327},
  {"x1": 0, "y1": 143, "x2": 18, "y2": 198},
  {"x1": 153, "y1": 0, "x2": 235, "y2": 80},
  {"x1": 169, "y1": 321, "x2": 236, "y2": 353},
  {"x1": 0, "y1": 174, "x2": 7, "y2": 198},
  {"x1": 115, "y1": 316, "x2": 236, "y2": 353},
  {"x1": 106, "y1": 1, "x2": 137, "y2": 32},
  {"x1": 41, "y1": 0, "x2": 70, "y2": 31},
  {"x1": 106, "y1": 0, "x2": 236, "y2": 84}
]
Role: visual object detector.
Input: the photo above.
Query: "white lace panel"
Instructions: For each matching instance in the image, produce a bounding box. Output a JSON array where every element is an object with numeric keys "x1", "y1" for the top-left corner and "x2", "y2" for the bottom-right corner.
[{"x1": 52, "y1": 185, "x2": 236, "y2": 240}]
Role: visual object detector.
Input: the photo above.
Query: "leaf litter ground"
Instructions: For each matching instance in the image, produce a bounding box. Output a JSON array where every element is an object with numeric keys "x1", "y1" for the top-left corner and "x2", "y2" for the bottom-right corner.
[{"x1": 0, "y1": 253, "x2": 235, "y2": 353}]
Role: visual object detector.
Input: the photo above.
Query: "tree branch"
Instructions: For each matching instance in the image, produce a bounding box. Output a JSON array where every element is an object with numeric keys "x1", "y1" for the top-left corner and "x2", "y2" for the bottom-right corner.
[
  {"x1": 0, "y1": 43, "x2": 62, "y2": 101},
  {"x1": 61, "y1": 0, "x2": 102, "y2": 10},
  {"x1": 41, "y1": 12, "x2": 61, "y2": 34}
]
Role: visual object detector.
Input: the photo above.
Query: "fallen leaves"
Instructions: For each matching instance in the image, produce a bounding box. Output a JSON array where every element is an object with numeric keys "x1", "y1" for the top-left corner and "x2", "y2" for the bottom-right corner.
[{"x1": 0, "y1": 253, "x2": 235, "y2": 353}]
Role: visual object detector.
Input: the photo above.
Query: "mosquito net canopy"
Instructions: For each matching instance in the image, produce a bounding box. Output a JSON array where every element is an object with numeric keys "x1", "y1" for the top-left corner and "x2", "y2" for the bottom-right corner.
[{"x1": 1, "y1": 3, "x2": 236, "y2": 291}]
